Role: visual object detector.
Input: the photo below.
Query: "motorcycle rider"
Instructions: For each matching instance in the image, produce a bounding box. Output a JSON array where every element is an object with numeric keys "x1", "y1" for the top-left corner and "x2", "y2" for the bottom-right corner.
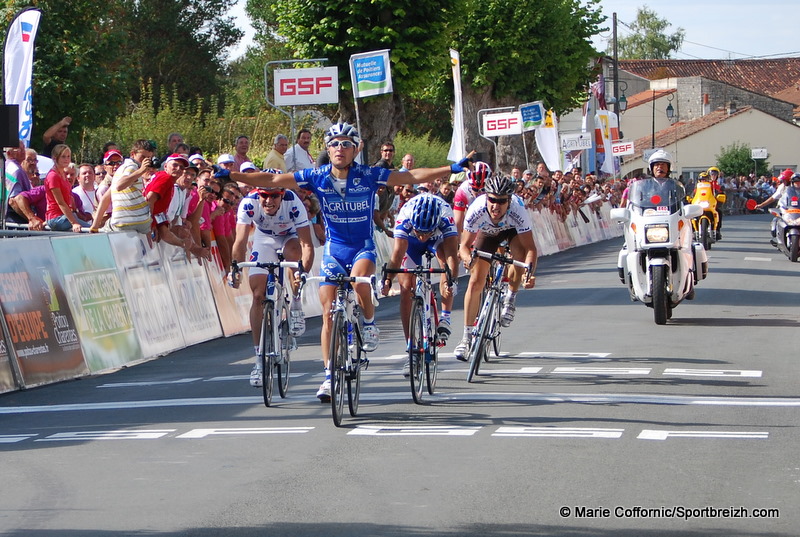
[
  {"x1": 643, "y1": 150, "x2": 686, "y2": 201},
  {"x1": 706, "y1": 166, "x2": 724, "y2": 239},
  {"x1": 755, "y1": 168, "x2": 794, "y2": 211}
]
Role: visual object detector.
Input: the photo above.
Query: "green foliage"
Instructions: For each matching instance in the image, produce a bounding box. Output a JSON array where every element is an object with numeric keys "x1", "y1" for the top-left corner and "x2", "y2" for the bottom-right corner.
[
  {"x1": 615, "y1": 6, "x2": 685, "y2": 60},
  {"x1": 715, "y1": 141, "x2": 770, "y2": 177},
  {"x1": 248, "y1": 0, "x2": 455, "y2": 95},
  {"x1": 75, "y1": 83, "x2": 289, "y2": 165},
  {"x1": 392, "y1": 132, "x2": 449, "y2": 169},
  {"x1": 456, "y1": 0, "x2": 605, "y2": 114}
]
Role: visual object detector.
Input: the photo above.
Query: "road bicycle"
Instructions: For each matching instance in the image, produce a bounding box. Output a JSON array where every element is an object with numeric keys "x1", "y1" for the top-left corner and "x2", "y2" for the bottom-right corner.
[
  {"x1": 383, "y1": 251, "x2": 452, "y2": 404},
  {"x1": 306, "y1": 272, "x2": 378, "y2": 426},
  {"x1": 466, "y1": 249, "x2": 531, "y2": 383},
  {"x1": 234, "y1": 258, "x2": 301, "y2": 406}
]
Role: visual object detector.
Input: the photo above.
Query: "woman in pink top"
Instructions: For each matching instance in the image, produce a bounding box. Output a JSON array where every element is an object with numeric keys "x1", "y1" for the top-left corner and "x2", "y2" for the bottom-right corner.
[{"x1": 45, "y1": 144, "x2": 90, "y2": 232}]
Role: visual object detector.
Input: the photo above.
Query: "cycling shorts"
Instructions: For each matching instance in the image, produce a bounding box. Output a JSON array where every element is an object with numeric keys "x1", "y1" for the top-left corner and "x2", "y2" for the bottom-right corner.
[
  {"x1": 473, "y1": 228, "x2": 518, "y2": 257},
  {"x1": 320, "y1": 239, "x2": 376, "y2": 285},
  {"x1": 247, "y1": 233, "x2": 297, "y2": 276}
]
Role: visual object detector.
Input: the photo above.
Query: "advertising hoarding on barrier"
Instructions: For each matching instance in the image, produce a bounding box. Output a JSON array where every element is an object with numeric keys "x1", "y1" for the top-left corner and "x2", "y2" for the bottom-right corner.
[
  {"x1": 0, "y1": 237, "x2": 87, "y2": 386},
  {"x1": 560, "y1": 132, "x2": 593, "y2": 151},
  {"x1": 105, "y1": 232, "x2": 186, "y2": 360},
  {"x1": 274, "y1": 67, "x2": 339, "y2": 106},
  {"x1": 481, "y1": 111, "x2": 523, "y2": 137},
  {"x1": 51, "y1": 234, "x2": 143, "y2": 371},
  {"x1": 0, "y1": 331, "x2": 15, "y2": 393},
  {"x1": 158, "y1": 242, "x2": 222, "y2": 346}
]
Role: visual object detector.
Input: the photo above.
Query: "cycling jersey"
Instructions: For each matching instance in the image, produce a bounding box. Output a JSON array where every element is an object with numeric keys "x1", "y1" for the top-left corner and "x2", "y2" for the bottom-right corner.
[
  {"x1": 452, "y1": 181, "x2": 479, "y2": 212},
  {"x1": 393, "y1": 194, "x2": 457, "y2": 267},
  {"x1": 463, "y1": 194, "x2": 532, "y2": 236},
  {"x1": 237, "y1": 189, "x2": 309, "y2": 237}
]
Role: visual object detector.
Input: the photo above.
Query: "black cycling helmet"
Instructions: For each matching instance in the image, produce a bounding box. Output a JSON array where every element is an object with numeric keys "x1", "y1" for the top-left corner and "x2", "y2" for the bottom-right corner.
[{"x1": 484, "y1": 174, "x2": 515, "y2": 196}]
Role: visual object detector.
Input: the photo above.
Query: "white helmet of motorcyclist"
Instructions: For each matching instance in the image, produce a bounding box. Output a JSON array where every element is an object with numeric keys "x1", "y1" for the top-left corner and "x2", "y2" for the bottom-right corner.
[{"x1": 648, "y1": 149, "x2": 673, "y2": 174}]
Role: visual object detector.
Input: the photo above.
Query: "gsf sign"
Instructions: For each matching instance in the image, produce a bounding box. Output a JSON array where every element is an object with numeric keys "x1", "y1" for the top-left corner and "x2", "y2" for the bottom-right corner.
[
  {"x1": 482, "y1": 112, "x2": 523, "y2": 137},
  {"x1": 611, "y1": 141, "x2": 635, "y2": 156},
  {"x1": 274, "y1": 67, "x2": 340, "y2": 106}
]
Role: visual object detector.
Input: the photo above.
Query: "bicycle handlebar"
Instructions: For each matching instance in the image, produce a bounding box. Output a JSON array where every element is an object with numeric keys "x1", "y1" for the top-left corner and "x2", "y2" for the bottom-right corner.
[
  {"x1": 382, "y1": 263, "x2": 454, "y2": 287},
  {"x1": 473, "y1": 249, "x2": 529, "y2": 269},
  {"x1": 236, "y1": 260, "x2": 302, "y2": 271}
]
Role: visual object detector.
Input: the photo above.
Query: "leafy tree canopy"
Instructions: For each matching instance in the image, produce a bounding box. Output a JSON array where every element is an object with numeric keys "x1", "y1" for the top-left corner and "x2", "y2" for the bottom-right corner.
[
  {"x1": 716, "y1": 141, "x2": 769, "y2": 177},
  {"x1": 615, "y1": 6, "x2": 685, "y2": 60}
]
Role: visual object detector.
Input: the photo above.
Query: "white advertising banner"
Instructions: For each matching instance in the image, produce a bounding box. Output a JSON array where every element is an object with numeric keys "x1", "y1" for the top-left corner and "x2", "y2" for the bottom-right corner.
[
  {"x1": 274, "y1": 66, "x2": 339, "y2": 106},
  {"x1": 3, "y1": 8, "x2": 41, "y2": 146}
]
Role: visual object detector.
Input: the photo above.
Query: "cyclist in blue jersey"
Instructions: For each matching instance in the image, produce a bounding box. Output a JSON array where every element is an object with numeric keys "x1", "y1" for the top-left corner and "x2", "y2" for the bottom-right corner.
[{"x1": 220, "y1": 122, "x2": 472, "y2": 400}]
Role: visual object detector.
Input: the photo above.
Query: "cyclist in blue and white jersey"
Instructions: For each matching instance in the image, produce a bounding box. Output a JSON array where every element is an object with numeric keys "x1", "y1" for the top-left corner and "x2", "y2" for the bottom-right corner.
[
  {"x1": 230, "y1": 178, "x2": 315, "y2": 387},
  {"x1": 455, "y1": 175, "x2": 538, "y2": 361},
  {"x1": 221, "y1": 122, "x2": 471, "y2": 400},
  {"x1": 381, "y1": 193, "x2": 459, "y2": 376}
]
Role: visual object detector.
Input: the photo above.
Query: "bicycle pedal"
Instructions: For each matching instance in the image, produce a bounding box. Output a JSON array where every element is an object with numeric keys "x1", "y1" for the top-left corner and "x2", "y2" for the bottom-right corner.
[{"x1": 318, "y1": 395, "x2": 331, "y2": 404}]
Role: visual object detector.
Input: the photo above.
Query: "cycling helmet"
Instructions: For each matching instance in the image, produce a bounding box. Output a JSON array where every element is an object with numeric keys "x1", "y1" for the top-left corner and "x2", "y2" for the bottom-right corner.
[
  {"x1": 484, "y1": 174, "x2": 516, "y2": 196},
  {"x1": 263, "y1": 168, "x2": 283, "y2": 174},
  {"x1": 410, "y1": 194, "x2": 442, "y2": 233},
  {"x1": 792, "y1": 174, "x2": 800, "y2": 183},
  {"x1": 707, "y1": 166, "x2": 720, "y2": 175},
  {"x1": 324, "y1": 122, "x2": 361, "y2": 146},
  {"x1": 698, "y1": 172, "x2": 709, "y2": 179},
  {"x1": 648, "y1": 149, "x2": 673, "y2": 173},
  {"x1": 468, "y1": 161, "x2": 492, "y2": 190}
]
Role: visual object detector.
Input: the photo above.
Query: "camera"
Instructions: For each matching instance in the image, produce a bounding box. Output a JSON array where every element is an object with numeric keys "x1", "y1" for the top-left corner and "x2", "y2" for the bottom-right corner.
[{"x1": 148, "y1": 156, "x2": 161, "y2": 169}]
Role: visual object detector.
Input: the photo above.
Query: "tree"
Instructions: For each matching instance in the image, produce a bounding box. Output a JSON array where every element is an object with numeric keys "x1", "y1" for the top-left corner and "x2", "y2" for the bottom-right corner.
[
  {"x1": 1, "y1": 0, "x2": 135, "y2": 144},
  {"x1": 615, "y1": 6, "x2": 685, "y2": 60},
  {"x1": 453, "y1": 0, "x2": 605, "y2": 169},
  {"x1": 716, "y1": 141, "x2": 769, "y2": 177},
  {"x1": 245, "y1": 0, "x2": 456, "y2": 159}
]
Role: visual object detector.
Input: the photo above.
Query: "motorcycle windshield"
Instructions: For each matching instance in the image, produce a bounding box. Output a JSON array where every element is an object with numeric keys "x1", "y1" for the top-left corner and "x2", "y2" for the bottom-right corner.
[{"x1": 628, "y1": 179, "x2": 684, "y2": 214}]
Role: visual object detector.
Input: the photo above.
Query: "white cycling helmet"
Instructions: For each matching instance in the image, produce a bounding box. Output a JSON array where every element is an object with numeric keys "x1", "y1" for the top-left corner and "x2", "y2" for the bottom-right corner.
[
  {"x1": 648, "y1": 149, "x2": 673, "y2": 173},
  {"x1": 324, "y1": 122, "x2": 361, "y2": 146}
]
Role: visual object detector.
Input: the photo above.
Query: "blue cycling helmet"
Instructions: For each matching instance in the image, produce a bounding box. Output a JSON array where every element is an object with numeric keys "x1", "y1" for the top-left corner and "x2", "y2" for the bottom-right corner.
[
  {"x1": 324, "y1": 122, "x2": 361, "y2": 146},
  {"x1": 410, "y1": 194, "x2": 442, "y2": 233}
]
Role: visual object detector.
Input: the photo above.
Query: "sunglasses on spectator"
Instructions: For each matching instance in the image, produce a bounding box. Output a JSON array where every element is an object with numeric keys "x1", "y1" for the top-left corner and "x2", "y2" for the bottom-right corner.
[
  {"x1": 327, "y1": 140, "x2": 357, "y2": 149},
  {"x1": 486, "y1": 196, "x2": 509, "y2": 205},
  {"x1": 259, "y1": 192, "x2": 283, "y2": 200},
  {"x1": 222, "y1": 198, "x2": 233, "y2": 205},
  {"x1": 381, "y1": 148, "x2": 394, "y2": 153},
  {"x1": 202, "y1": 185, "x2": 220, "y2": 196},
  {"x1": 105, "y1": 160, "x2": 122, "y2": 166},
  {"x1": 96, "y1": 171, "x2": 107, "y2": 176}
]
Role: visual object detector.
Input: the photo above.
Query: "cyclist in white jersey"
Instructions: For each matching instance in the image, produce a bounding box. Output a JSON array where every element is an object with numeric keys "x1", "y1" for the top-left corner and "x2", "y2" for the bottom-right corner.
[
  {"x1": 454, "y1": 175, "x2": 538, "y2": 361},
  {"x1": 230, "y1": 183, "x2": 315, "y2": 387}
]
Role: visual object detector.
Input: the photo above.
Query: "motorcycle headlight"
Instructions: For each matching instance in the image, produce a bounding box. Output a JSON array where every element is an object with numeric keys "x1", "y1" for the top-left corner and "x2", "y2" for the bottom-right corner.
[{"x1": 645, "y1": 224, "x2": 670, "y2": 243}]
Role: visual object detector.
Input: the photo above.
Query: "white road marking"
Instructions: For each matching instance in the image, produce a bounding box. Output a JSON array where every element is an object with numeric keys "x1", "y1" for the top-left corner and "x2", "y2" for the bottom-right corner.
[
  {"x1": 4, "y1": 391, "x2": 800, "y2": 416},
  {"x1": 177, "y1": 427, "x2": 313, "y2": 438},
  {"x1": 515, "y1": 352, "x2": 612, "y2": 358},
  {"x1": 36, "y1": 429, "x2": 176, "y2": 441},
  {"x1": 552, "y1": 367, "x2": 652, "y2": 375},
  {"x1": 493, "y1": 427, "x2": 624, "y2": 438},
  {"x1": 663, "y1": 368, "x2": 762, "y2": 378},
  {"x1": 0, "y1": 434, "x2": 38, "y2": 443},
  {"x1": 98, "y1": 378, "x2": 202, "y2": 388},
  {"x1": 349, "y1": 425, "x2": 480, "y2": 436},
  {"x1": 638, "y1": 430, "x2": 769, "y2": 440},
  {"x1": 744, "y1": 257, "x2": 772, "y2": 262},
  {"x1": 206, "y1": 373, "x2": 308, "y2": 382}
]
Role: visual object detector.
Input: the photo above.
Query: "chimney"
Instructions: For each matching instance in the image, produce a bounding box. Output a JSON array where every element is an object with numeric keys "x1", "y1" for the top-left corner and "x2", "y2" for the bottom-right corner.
[{"x1": 702, "y1": 94, "x2": 710, "y2": 116}]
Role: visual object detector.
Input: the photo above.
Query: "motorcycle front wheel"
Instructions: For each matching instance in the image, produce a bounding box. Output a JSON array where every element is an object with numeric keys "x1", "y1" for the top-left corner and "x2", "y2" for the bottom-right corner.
[
  {"x1": 789, "y1": 235, "x2": 799, "y2": 262},
  {"x1": 652, "y1": 265, "x2": 669, "y2": 325}
]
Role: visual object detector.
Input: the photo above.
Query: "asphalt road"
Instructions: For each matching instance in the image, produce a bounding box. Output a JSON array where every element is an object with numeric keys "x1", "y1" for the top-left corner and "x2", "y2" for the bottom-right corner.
[{"x1": 1, "y1": 213, "x2": 797, "y2": 536}]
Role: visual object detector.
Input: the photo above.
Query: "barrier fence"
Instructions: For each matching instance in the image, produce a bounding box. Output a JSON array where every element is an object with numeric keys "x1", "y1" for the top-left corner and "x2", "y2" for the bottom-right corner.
[{"x1": 0, "y1": 202, "x2": 620, "y2": 393}]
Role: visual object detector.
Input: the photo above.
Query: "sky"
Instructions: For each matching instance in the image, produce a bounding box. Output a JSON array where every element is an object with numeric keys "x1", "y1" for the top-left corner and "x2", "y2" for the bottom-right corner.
[{"x1": 228, "y1": 0, "x2": 799, "y2": 61}]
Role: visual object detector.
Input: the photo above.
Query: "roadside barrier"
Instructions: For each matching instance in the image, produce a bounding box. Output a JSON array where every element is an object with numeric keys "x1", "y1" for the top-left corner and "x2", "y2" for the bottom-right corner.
[{"x1": 0, "y1": 202, "x2": 621, "y2": 393}]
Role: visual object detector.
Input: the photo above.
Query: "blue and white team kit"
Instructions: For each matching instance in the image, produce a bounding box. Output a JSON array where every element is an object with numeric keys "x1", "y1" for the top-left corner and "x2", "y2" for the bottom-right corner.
[
  {"x1": 295, "y1": 163, "x2": 391, "y2": 282},
  {"x1": 393, "y1": 194, "x2": 457, "y2": 268}
]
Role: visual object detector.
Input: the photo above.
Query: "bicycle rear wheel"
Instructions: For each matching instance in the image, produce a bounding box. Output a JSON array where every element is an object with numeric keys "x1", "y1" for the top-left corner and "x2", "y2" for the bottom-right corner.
[
  {"x1": 329, "y1": 311, "x2": 347, "y2": 426},
  {"x1": 276, "y1": 299, "x2": 291, "y2": 399},
  {"x1": 408, "y1": 298, "x2": 425, "y2": 404},
  {"x1": 347, "y1": 325, "x2": 363, "y2": 416},
  {"x1": 260, "y1": 303, "x2": 275, "y2": 407}
]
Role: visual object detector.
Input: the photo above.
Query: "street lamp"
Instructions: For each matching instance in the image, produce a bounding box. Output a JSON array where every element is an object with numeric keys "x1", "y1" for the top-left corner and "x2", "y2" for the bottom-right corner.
[{"x1": 665, "y1": 93, "x2": 676, "y2": 123}]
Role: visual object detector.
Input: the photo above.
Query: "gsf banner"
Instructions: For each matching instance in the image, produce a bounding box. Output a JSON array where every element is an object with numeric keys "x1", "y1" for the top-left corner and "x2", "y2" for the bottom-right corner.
[{"x1": 273, "y1": 67, "x2": 339, "y2": 106}]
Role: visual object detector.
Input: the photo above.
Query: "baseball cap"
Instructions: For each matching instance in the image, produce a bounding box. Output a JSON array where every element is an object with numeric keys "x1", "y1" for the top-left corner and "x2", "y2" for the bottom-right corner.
[
  {"x1": 188, "y1": 153, "x2": 204, "y2": 163},
  {"x1": 165, "y1": 153, "x2": 189, "y2": 166},
  {"x1": 217, "y1": 153, "x2": 235, "y2": 164},
  {"x1": 103, "y1": 149, "x2": 123, "y2": 163},
  {"x1": 240, "y1": 161, "x2": 257, "y2": 172}
]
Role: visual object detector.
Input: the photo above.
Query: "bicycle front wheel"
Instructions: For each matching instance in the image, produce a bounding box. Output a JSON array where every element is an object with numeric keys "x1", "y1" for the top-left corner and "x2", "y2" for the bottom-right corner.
[
  {"x1": 408, "y1": 298, "x2": 425, "y2": 404},
  {"x1": 426, "y1": 296, "x2": 439, "y2": 395},
  {"x1": 329, "y1": 311, "x2": 347, "y2": 426},
  {"x1": 467, "y1": 292, "x2": 494, "y2": 383},
  {"x1": 490, "y1": 297, "x2": 503, "y2": 358},
  {"x1": 277, "y1": 299, "x2": 291, "y2": 398},
  {"x1": 347, "y1": 322, "x2": 363, "y2": 416},
  {"x1": 260, "y1": 302, "x2": 275, "y2": 407}
]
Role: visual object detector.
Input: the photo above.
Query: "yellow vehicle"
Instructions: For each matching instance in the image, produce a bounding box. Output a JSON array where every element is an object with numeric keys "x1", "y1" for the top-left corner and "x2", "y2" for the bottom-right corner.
[{"x1": 690, "y1": 171, "x2": 726, "y2": 250}]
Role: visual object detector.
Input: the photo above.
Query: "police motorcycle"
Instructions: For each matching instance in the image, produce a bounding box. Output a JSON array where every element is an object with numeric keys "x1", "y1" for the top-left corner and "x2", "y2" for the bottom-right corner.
[
  {"x1": 611, "y1": 151, "x2": 707, "y2": 325},
  {"x1": 768, "y1": 174, "x2": 800, "y2": 262},
  {"x1": 689, "y1": 168, "x2": 726, "y2": 251}
]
